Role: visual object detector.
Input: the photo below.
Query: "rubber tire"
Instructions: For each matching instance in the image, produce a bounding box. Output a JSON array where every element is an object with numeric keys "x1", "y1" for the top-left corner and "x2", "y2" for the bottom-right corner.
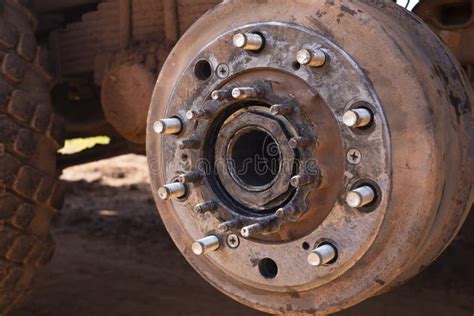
[{"x1": 0, "y1": 1, "x2": 64, "y2": 313}]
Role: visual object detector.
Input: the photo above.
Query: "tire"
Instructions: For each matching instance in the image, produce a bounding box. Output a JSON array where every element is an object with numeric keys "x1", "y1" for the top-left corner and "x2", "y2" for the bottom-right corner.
[{"x1": 0, "y1": 0, "x2": 64, "y2": 313}]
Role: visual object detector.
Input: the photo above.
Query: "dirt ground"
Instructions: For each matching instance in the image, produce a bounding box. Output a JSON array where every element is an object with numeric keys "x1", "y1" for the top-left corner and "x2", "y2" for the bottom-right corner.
[{"x1": 12, "y1": 155, "x2": 474, "y2": 316}]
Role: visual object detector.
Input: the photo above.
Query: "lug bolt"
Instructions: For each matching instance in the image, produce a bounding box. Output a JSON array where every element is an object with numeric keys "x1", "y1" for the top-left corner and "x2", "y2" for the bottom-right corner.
[
  {"x1": 178, "y1": 139, "x2": 201, "y2": 150},
  {"x1": 186, "y1": 109, "x2": 210, "y2": 121},
  {"x1": 233, "y1": 33, "x2": 264, "y2": 51},
  {"x1": 211, "y1": 89, "x2": 232, "y2": 101},
  {"x1": 192, "y1": 235, "x2": 220, "y2": 256},
  {"x1": 270, "y1": 104, "x2": 295, "y2": 116},
  {"x1": 194, "y1": 201, "x2": 219, "y2": 214},
  {"x1": 153, "y1": 118, "x2": 182, "y2": 135},
  {"x1": 158, "y1": 183, "x2": 187, "y2": 200},
  {"x1": 226, "y1": 234, "x2": 240, "y2": 249},
  {"x1": 289, "y1": 136, "x2": 312, "y2": 149},
  {"x1": 297, "y1": 49, "x2": 327, "y2": 67},
  {"x1": 343, "y1": 108, "x2": 372, "y2": 128},
  {"x1": 346, "y1": 185, "x2": 376, "y2": 208},
  {"x1": 178, "y1": 172, "x2": 203, "y2": 184},
  {"x1": 307, "y1": 244, "x2": 337, "y2": 267},
  {"x1": 290, "y1": 174, "x2": 316, "y2": 188},
  {"x1": 232, "y1": 87, "x2": 259, "y2": 100}
]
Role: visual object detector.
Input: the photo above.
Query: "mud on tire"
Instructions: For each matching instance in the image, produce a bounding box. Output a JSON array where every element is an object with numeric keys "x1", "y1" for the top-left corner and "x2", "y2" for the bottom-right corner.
[{"x1": 0, "y1": 0, "x2": 64, "y2": 313}]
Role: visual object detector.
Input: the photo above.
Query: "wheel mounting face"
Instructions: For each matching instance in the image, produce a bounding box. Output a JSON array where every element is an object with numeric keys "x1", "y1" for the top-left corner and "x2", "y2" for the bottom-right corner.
[{"x1": 148, "y1": 22, "x2": 392, "y2": 290}]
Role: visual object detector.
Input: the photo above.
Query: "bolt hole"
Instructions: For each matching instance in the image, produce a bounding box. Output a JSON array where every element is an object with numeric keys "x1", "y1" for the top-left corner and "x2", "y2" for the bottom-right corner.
[
  {"x1": 292, "y1": 61, "x2": 301, "y2": 71},
  {"x1": 194, "y1": 59, "x2": 213, "y2": 81},
  {"x1": 258, "y1": 258, "x2": 278, "y2": 279},
  {"x1": 181, "y1": 154, "x2": 189, "y2": 162},
  {"x1": 302, "y1": 242, "x2": 310, "y2": 251}
]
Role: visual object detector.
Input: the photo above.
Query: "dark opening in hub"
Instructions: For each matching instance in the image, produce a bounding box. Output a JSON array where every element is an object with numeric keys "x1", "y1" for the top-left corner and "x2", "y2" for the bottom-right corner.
[{"x1": 230, "y1": 129, "x2": 281, "y2": 188}]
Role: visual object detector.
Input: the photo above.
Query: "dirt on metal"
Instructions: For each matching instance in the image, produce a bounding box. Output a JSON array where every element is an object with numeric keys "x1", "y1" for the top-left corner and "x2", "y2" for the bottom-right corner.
[{"x1": 11, "y1": 155, "x2": 474, "y2": 316}]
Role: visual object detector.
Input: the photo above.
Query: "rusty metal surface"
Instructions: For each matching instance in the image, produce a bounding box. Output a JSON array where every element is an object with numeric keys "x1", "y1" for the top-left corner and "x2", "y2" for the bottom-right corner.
[
  {"x1": 415, "y1": 0, "x2": 474, "y2": 88},
  {"x1": 147, "y1": 0, "x2": 473, "y2": 315}
]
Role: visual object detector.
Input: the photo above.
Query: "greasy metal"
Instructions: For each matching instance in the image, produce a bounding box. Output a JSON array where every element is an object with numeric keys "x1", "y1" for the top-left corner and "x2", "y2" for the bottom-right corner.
[{"x1": 147, "y1": 1, "x2": 473, "y2": 315}]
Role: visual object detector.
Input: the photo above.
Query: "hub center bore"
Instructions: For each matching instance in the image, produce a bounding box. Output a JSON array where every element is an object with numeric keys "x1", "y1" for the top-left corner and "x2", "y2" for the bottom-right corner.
[{"x1": 228, "y1": 127, "x2": 281, "y2": 190}]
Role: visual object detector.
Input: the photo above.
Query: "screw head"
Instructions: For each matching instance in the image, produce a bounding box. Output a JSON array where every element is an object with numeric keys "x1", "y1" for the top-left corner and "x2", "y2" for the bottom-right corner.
[
  {"x1": 226, "y1": 234, "x2": 240, "y2": 249},
  {"x1": 347, "y1": 149, "x2": 362, "y2": 165},
  {"x1": 216, "y1": 64, "x2": 230, "y2": 79}
]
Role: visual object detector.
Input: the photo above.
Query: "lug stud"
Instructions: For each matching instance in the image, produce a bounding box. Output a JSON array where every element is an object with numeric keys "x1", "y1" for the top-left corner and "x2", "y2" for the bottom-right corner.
[
  {"x1": 270, "y1": 104, "x2": 295, "y2": 116},
  {"x1": 211, "y1": 89, "x2": 232, "y2": 101},
  {"x1": 158, "y1": 183, "x2": 187, "y2": 200},
  {"x1": 241, "y1": 219, "x2": 281, "y2": 237},
  {"x1": 307, "y1": 244, "x2": 337, "y2": 267},
  {"x1": 192, "y1": 235, "x2": 220, "y2": 256},
  {"x1": 218, "y1": 218, "x2": 242, "y2": 233},
  {"x1": 346, "y1": 185, "x2": 376, "y2": 208},
  {"x1": 241, "y1": 223, "x2": 264, "y2": 238},
  {"x1": 178, "y1": 139, "x2": 201, "y2": 150},
  {"x1": 232, "y1": 87, "x2": 259, "y2": 100},
  {"x1": 343, "y1": 108, "x2": 373, "y2": 128},
  {"x1": 275, "y1": 203, "x2": 301, "y2": 220},
  {"x1": 178, "y1": 172, "x2": 203, "y2": 184},
  {"x1": 233, "y1": 33, "x2": 264, "y2": 51},
  {"x1": 297, "y1": 49, "x2": 327, "y2": 67},
  {"x1": 153, "y1": 118, "x2": 182, "y2": 135},
  {"x1": 186, "y1": 109, "x2": 210, "y2": 121},
  {"x1": 289, "y1": 136, "x2": 312, "y2": 149},
  {"x1": 194, "y1": 201, "x2": 219, "y2": 214},
  {"x1": 290, "y1": 174, "x2": 316, "y2": 188}
]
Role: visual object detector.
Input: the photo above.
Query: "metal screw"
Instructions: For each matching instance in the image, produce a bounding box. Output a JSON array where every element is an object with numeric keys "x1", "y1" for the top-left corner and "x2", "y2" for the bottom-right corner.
[
  {"x1": 194, "y1": 201, "x2": 219, "y2": 214},
  {"x1": 347, "y1": 149, "x2": 362, "y2": 165},
  {"x1": 343, "y1": 108, "x2": 372, "y2": 128},
  {"x1": 346, "y1": 185, "x2": 376, "y2": 208},
  {"x1": 211, "y1": 89, "x2": 232, "y2": 101},
  {"x1": 226, "y1": 234, "x2": 240, "y2": 249},
  {"x1": 232, "y1": 87, "x2": 259, "y2": 100},
  {"x1": 289, "y1": 136, "x2": 312, "y2": 149},
  {"x1": 270, "y1": 104, "x2": 295, "y2": 116},
  {"x1": 307, "y1": 244, "x2": 337, "y2": 267},
  {"x1": 158, "y1": 183, "x2": 187, "y2": 200},
  {"x1": 192, "y1": 235, "x2": 220, "y2": 256},
  {"x1": 290, "y1": 174, "x2": 315, "y2": 188},
  {"x1": 186, "y1": 109, "x2": 210, "y2": 121},
  {"x1": 297, "y1": 49, "x2": 327, "y2": 67},
  {"x1": 178, "y1": 139, "x2": 201, "y2": 150},
  {"x1": 153, "y1": 118, "x2": 182, "y2": 135},
  {"x1": 178, "y1": 172, "x2": 203, "y2": 184},
  {"x1": 233, "y1": 33, "x2": 264, "y2": 51},
  {"x1": 216, "y1": 64, "x2": 230, "y2": 79}
]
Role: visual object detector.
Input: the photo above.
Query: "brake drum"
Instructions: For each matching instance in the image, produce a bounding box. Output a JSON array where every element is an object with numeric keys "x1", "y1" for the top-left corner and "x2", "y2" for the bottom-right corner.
[{"x1": 147, "y1": 1, "x2": 473, "y2": 314}]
